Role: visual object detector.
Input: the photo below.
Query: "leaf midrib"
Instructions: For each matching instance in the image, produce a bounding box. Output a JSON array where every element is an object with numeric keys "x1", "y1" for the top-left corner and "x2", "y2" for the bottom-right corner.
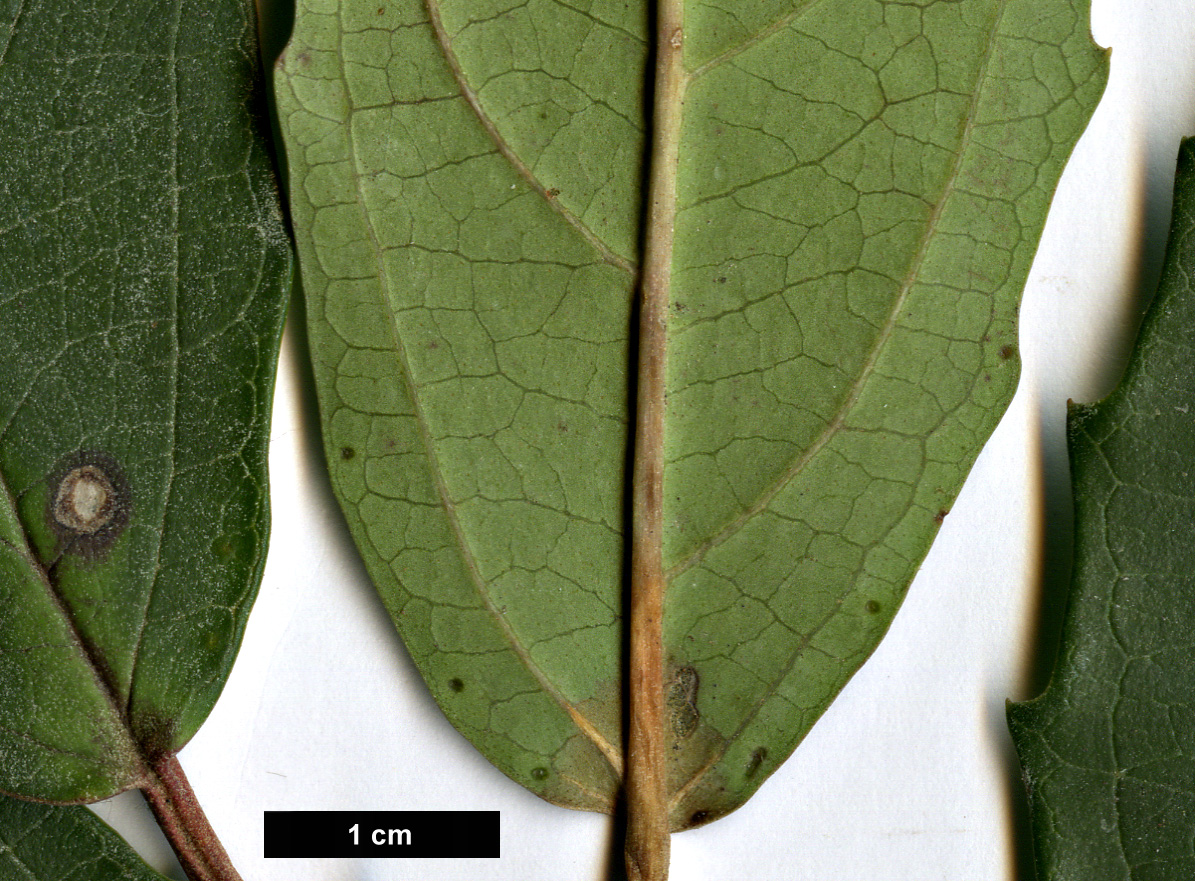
[{"x1": 0, "y1": 469, "x2": 143, "y2": 784}]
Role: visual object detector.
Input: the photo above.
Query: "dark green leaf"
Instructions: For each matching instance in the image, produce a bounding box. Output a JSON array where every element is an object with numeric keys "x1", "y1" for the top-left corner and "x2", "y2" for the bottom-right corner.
[
  {"x1": 0, "y1": 795, "x2": 171, "y2": 881},
  {"x1": 0, "y1": 0, "x2": 290, "y2": 802},
  {"x1": 1008, "y1": 139, "x2": 1195, "y2": 880}
]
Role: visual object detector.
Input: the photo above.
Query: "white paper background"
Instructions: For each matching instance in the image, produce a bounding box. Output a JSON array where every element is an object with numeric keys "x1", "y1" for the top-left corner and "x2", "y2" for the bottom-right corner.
[{"x1": 87, "y1": 3, "x2": 1195, "y2": 878}]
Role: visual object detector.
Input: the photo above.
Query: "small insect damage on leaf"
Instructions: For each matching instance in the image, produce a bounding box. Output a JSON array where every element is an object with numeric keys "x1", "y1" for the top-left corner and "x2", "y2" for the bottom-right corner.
[
  {"x1": 745, "y1": 747, "x2": 767, "y2": 779},
  {"x1": 667, "y1": 666, "x2": 699, "y2": 741},
  {"x1": 47, "y1": 451, "x2": 131, "y2": 560},
  {"x1": 685, "y1": 809, "x2": 715, "y2": 829}
]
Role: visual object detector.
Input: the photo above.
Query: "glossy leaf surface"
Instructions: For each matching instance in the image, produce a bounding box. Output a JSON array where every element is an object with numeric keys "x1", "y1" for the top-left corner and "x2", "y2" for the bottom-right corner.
[
  {"x1": 1008, "y1": 139, "x2": 1195, "y2": 880},
  {"x1": 0, "y1": 795, "x2": 170, "y2": 881},
  {"x1": 277, "y1": 0, "x2": 1106, "y2": 827},
  {"x1": 0, "y1": 0, "x2": 290, "y2": 802}
]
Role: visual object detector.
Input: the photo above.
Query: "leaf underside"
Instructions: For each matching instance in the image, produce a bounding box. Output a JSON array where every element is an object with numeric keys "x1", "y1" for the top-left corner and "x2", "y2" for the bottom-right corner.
[
  {"x1": 0, "y1": 0, "x2": 290, "y2": 802},
  {"x1": 0, "y1": 794, "x2": 171, "y2": 881},
  {"x1": 278, "y1": 0, "x2": 1106, "y2": 828},
  {"x1": 1008, "y1": 140, "x2": 1195, "y2": 880}
]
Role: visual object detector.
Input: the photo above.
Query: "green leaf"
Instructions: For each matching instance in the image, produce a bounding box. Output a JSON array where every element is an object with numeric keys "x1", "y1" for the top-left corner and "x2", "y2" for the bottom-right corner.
[
  {"x1": 1008, "y1": 139, "x2": 1195, "y2": 880},
  {"x1": 276, "y1": 0, "x2": 1106, "y2": 828},
  {"x1": 0, "y1": 0, "x2": 290, "y2": 803},
  {"x1": 0, "y1": 795, "x2": 171, "y2": 881}
]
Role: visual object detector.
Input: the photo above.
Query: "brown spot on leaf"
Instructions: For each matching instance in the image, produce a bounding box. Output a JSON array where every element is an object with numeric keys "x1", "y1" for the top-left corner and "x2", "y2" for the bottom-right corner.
[
  {"x1": 667, "y1": 666, "x2": 700, "y2": 740},
  {"x1": 934, "y1": 508, "x2": 949, "y2": 524},
  {"x1": 1000, "y1": 344, "x2": 1016, "y2": 360},
  {"x1": 48, "y1": 451, "x2": 131, "y2": 560},
  {"x1": 340, "y1": 446, "x2": 355, "y2": 460},
  {"x1": 745, "y1": 747, "x2": 767, "y2": 779},
  {"x1": 448, "y1": 677, "x2": 464, "y2": 693}
]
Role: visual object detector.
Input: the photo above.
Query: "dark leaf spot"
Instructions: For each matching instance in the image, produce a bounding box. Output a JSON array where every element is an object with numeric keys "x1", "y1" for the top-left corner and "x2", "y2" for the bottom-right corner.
[
  {"x1": 1000, "y1": 344, "x2": 1016, "y2": 360},
  {"x1": 448, "y1": 677, "x2": 464, "y2": 693},
  {"x1": 340, "y1": 446, "x2": 355, "y2": 460},
  {"x1": 48, "y1": 451, "x2": 131, "y2": 560},
  {"x1": 745, "y1": 747, "x2": 767, "y2": 779},
  {"x1": 530, "y1": 767, "x2": 548, "y2": 781},
  {"x1": 865, "y1": 599, "x2": 881, "y2": 614}
]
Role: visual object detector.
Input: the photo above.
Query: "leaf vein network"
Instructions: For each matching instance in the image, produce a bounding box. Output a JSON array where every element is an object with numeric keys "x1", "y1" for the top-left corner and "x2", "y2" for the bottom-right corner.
[
  {"x1": 423, "y1": 0, "x2": 634, "y2": 274},
  {"x1": 666, "y1": 0, "x2": 1012, "y2": 585},
  {"x1": 332, "y1": 4, "x2": 622, "y2": 777}
]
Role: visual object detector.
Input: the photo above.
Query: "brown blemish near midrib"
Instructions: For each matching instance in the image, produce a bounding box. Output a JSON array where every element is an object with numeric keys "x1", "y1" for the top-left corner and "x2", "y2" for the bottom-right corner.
[
  {"x1": 48, "y1": 450, "x2": 133, "y2": 561},
  {"x1": 667, "y1": 666, "x2": 699, "y2": 740},
  {"x1": 745, "y1": 746, "x2": 767, "y2": 779}
]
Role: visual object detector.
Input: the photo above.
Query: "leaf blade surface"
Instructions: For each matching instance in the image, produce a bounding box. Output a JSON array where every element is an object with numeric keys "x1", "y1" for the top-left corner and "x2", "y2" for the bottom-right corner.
[
  {"x1": 0, "y1": 795, "x2": 172, "y2": 881},
  {"x1": 1008, "y1": 139, "x2": 1195, "y2": 881},
  {"x1": 0, "y1": 0, "x2": 290, "y2": 802},
  {"x1": 277, "y1": 0, "x2": 1106, "y2": 826}
]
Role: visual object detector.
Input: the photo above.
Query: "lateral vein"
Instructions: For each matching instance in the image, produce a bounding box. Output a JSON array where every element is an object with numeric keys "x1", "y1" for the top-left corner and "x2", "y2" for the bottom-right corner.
[{"x1": 423, "y1": 0, "x2": 636, "y2": 275}]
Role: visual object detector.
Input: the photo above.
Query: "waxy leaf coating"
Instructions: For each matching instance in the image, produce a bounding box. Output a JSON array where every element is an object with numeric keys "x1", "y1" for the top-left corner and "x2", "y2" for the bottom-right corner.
[
  {"x1": 0, "y1": 0, "x2": 290, "y2": 802},
  {"x1": 277, "y1": 0, "x2": 1106, "y2": 827},
  {"x1": 1008, "y1": 140, "x2": 1195, "y2": 880}
]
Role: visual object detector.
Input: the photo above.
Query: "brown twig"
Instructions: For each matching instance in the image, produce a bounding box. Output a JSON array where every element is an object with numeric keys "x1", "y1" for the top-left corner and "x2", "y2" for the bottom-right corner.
[{"x1": 141, "y1": 754, "x2": 243, "y2": 881}]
